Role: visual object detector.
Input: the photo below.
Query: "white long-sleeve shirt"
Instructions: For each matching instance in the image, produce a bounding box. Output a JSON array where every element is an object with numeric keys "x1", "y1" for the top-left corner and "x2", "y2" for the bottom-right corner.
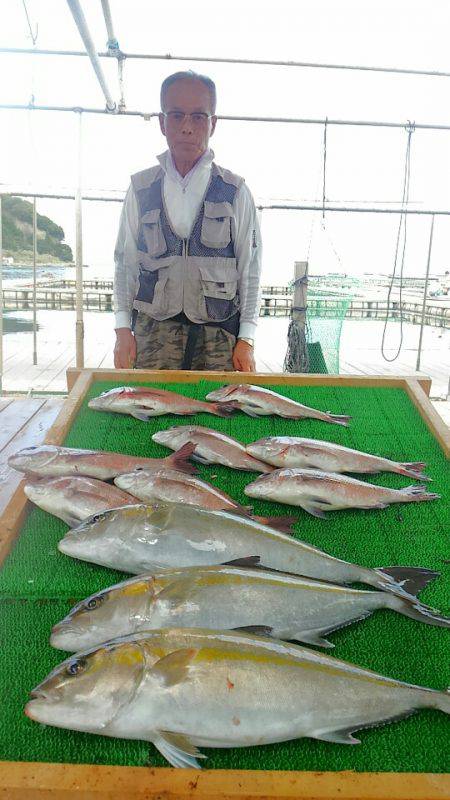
[{"x1": 114, "y1": 148, "x2": 262, "y2": 340}]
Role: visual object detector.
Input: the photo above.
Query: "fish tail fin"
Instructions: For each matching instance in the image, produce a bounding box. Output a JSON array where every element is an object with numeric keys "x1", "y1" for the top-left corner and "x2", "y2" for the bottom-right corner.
[
  {"x1": 396, "y1": 597, "x2": 450, "y2": 628},
  {"x1": 395, "y1": 462, "x2": 430, "y2": 481},
  {"x1": 165, "y1": 443, "x2": 197, "y2": 475},
  {"x1": 252, "y1": 514, "x2": 298, "y2": 533},
  {"x1": 328, "y1": 414, "x2": 351, "y2": 427},
  {"x1": 375, "y1": 565, "x2": 441, "y2": 598},
  {"x1": 210, "y1": 402, "x2": 237, "y2": 417},
  {"x1": 428, "y1": 688, "x2": 450, "y2": 715},
  {"x1": 399, "y1": 484, "x2": 440, "y2": 501}
]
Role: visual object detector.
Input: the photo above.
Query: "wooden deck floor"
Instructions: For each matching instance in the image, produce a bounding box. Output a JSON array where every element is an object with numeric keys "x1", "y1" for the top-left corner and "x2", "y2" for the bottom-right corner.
[
  {"x1": 3, "y1": 314, "x2": 449, "y2": 393},
  {"x1": 0, "y1": 396, "x2": 65, "y2": 518}
]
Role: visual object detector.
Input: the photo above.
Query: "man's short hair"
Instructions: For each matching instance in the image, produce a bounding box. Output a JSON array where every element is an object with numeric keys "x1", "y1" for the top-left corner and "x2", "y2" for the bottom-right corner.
[{"x1": 160, "y1": 71, "x2": 217, "y2": 114}]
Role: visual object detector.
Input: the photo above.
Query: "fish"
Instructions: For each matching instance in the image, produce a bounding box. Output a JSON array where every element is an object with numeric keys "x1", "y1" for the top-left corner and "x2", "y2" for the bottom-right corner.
[
  {"x1": 58, "y1": 502, "x2": 440, "y2": 601},
  {"x1": 88, "y1": 386, "x2": 235, "y2": 420},
  {"x1": 205, "y1": 384, "x2": 350, "y2": 425},
  {"x1": 244, "y1": 469, "x2": 440, "y2": 518},
  {"x1": 50, "y1": 563, "x2": 450, "y2": 652},
  {"x1": 114, "y1": 468, "x2": 295, "y2": 532},
  {"x1": 246, "y1": 437, "x2": 430, "y2": 481},
  {"x1": 8, "y1": 442, "x2": 197, "y2": 479},
  {"x1": 25, "y1": 627, "x2": 450, "y2": 768},
  {"x1": 24, "y1": 476, "x2": 139, "y2": 527},
  {"x1": 152, "y1": 425, "x2": 273, "y2": 473}
]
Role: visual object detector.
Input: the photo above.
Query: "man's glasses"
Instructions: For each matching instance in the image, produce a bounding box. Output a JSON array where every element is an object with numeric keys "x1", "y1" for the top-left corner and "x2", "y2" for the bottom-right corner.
[{"x1": 163, "y1": 111, "x2": 212, "y2": 126}]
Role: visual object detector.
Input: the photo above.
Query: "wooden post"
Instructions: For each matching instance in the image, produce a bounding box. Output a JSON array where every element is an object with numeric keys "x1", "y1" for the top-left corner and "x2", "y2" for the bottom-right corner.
[
  {"x1": 292, "y1": 260, "x2": 308, "y2": 333},
  {"x1": 284, "y1": 261, "x2": 309, "y2": 373},
  {"x1": 75, "y1": 111, "x2": 85, "y2": 368},
  {"x1": 0, "y1": 195, "x2": 3, "y2": 393},
  {"x1": 32, "y1": 197, "x2": 37, "y2": 365}
]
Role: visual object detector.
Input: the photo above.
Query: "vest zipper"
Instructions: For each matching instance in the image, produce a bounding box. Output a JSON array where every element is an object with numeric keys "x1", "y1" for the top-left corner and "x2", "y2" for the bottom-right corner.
[{"x1": 182, "y1": 238, "x2": 187, "y2": 310}]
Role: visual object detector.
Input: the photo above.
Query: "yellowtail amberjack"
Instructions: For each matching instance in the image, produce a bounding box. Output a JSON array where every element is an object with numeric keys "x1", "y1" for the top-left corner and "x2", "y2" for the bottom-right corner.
[
  {"x1": 26, "y1": 628, "x2": 450, "y2": 768},
  {"x1": 50, "y1": 563, "x2": 450, "y2": 652}
]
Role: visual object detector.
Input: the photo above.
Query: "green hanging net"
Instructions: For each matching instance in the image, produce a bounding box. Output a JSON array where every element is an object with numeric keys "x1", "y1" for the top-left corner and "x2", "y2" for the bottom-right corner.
[
  {"x1": 306, "y1": 290, "x2": 352, "y2": 374},
  {"x1": 284, "y1": 280, "x2": 356, "y2": 375}
]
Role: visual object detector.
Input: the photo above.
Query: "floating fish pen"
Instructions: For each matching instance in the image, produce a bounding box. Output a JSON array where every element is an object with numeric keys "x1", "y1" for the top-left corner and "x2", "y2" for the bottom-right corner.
[{"x1": 0, "y1": 369, "x2": 448, "y2": 798}]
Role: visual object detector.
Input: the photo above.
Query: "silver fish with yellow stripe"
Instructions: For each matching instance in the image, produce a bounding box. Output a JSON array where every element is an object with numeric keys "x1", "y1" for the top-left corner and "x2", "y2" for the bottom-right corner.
[
  {"x1": 26, "y1": 628, "x2": 450, "y2": 768},
  {"x1": 50, "y1": 563, "x2": 450, "y2": 653}
]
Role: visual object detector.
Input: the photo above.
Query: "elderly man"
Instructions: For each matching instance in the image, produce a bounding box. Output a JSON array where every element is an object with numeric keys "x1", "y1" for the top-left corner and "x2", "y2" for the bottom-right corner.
[{"x1": 113, "y1": 70, "x2": 262, "y2": 372}]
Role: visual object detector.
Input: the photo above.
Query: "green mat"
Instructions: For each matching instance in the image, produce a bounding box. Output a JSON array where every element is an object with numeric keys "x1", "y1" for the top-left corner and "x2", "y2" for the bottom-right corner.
[{"x1": 0, "y1": 379, "x2": 449, "y2": 773}]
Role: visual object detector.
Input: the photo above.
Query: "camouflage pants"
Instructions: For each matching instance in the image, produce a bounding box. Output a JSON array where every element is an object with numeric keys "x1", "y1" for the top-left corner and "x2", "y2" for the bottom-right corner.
[{"x1": 134, "y1": 312, "x2": 236, "y2": 370}]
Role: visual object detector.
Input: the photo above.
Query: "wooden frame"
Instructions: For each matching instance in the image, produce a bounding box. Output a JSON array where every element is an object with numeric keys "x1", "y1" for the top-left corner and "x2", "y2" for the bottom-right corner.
[{"x1": 0, "y1": 369, "x2": 448, "y2": 799}]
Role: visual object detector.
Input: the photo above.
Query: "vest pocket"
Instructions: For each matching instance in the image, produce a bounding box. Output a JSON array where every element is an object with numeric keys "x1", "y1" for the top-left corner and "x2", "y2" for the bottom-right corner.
[
  {"x1": 135, "y1": 262, "x2": 169, "y2": 309},
  {"x1": 141, "y1": 208, "x2": 167, "y2": 257},
  {"x1": 198, "y1": 260, "x2": 238, "y2": 321},
  {"x1": 200, "y1": 201, "x2": 234, "y2": 249}
]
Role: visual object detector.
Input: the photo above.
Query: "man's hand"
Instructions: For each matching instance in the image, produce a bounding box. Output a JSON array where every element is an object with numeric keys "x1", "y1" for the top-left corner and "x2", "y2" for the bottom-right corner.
[
  {"x1": 114, "y1": 328, "x2": 137, "y2": 369},
  {"x1": 232, "y1": 339, "x2": 256, "y2": 372}
]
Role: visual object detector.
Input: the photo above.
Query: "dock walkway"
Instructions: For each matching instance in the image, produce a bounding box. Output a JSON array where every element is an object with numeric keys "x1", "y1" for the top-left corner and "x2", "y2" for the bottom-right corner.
[{"x1": 0, "y1": 396, "x2": 64, "y2": 518}]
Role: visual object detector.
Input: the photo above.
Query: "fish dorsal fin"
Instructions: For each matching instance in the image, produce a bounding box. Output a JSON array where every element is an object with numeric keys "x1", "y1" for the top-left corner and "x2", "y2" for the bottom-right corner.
[
  {"x1": 150, "y1": 648, "x2": 197, "y2": 688},
  {"x1": 223, "y1": 556, "x2": 261, "y2": 568},
  {"x1": 232, "y1": 625, "x2": 273, "y2": 637},
  {"x1": 153, "y1": 730, "x2": 206, "y2": 769}
]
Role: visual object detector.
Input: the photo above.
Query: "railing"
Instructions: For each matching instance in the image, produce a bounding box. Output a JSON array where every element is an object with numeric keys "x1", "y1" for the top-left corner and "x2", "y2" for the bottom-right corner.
[
  {"x1": 3, "y1": 288, "x2": 113, "y2": 311},
  {"x1": 4, "y1": 285, "x2": 449, "y2": 327}
]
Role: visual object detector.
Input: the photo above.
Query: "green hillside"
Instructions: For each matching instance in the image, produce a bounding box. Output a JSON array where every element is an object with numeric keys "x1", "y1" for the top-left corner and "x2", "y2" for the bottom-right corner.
[{"x1": 1, "y1": 196, "x2": 73, "y2": 263}]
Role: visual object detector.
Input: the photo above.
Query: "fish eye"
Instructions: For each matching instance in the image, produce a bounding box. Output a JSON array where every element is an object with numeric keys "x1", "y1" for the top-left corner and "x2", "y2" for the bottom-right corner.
[
  {"x1": 66, "y1": 658, "x2": 86, "y2": 677},
  {"x1": 85, "y1": 596, "x2": 102, "y2": 610}
]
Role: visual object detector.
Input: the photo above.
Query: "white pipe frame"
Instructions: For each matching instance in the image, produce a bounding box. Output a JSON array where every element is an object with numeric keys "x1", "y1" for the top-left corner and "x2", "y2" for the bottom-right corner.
[{"x1": 65, "y1": 0, "x2": 116, "y2": 112}]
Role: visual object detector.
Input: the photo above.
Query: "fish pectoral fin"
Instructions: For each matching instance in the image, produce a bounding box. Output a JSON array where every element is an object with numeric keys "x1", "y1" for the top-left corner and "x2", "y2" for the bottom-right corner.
[
  {"x1": 360, "y1": 503, "x2": 389, "y2": 510},
  {"x1": 315, "y1": 727, "x2": 361, "y2": 745},
  {"x1": 191, "y1": 453, "x2": 212, "y2": 465},
  {"x1": 153, "y1": 730, "x2": 206, "y2": 769},
  {"x1": 232, "y1": 625, "x2": 274, "y2": 637},
  {"x1": 150, "y1": 647, "x2": 197, "y2": 688},
  {"x1": 131, "y1": 406, "x2": 155, "y2": 421},
  {"x1": 241, "y1": 404, "x2": 264, "y2": 418},
  {"x1": 156, "y1": 578, "x2": 199, "y2": 609},
  {"x1": 59, "y1": 512, "x2": 82, "y2": 528},
  {"x1": 302, "y1": 499, "x2": 330, "y2": 519}
]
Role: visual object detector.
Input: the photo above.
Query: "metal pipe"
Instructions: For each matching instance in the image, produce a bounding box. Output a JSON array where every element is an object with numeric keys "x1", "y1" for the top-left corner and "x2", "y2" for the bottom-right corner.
[
  {"x1": 32, "y1": 196, "x2": 37, "y2": 365},
  {"x1": 0, "y1": 195, "x2": 3, "y2": 393},
  {"x1": 4, "y1": 101, "x2": 450, "y2": 132},
  {"x1": 75, "y1": 112, "x2": 84, "y2": 367},
  {"x1": 415, "y1": 214, "x2": 435, "y2": 371},
  {"x1": 256, "y1": 204, "x2": 450, "y2": 216},
  {"x1": 4, "y1": 46, "x2": 450, "y2": 80},
  {"x1": 5, "y1": 192, "x2": 450, "y2": 216},
  {"x1": 65, "y1": 0, "x2": 116, "y2": 111},
  {"x1": 100, "y1": 0, "x2": 118, "y2": 49}
]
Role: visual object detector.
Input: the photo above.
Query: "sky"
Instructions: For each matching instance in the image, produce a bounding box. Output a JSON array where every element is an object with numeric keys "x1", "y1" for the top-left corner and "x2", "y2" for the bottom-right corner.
[{"x1": 2, "y1": 0, "x2": 450, "y2": 282}]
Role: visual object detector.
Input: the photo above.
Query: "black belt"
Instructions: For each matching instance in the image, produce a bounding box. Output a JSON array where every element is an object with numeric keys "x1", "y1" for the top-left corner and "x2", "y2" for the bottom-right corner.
[
  {"x1": 175, "y1": 312, "x2": 240, "y2": 369},
  {"x1": 171, "y1": 311, "x2": 240, "y2": 337},
  {"x1": 181, "y1": 322, "x2": 202, "y2": 370}
]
